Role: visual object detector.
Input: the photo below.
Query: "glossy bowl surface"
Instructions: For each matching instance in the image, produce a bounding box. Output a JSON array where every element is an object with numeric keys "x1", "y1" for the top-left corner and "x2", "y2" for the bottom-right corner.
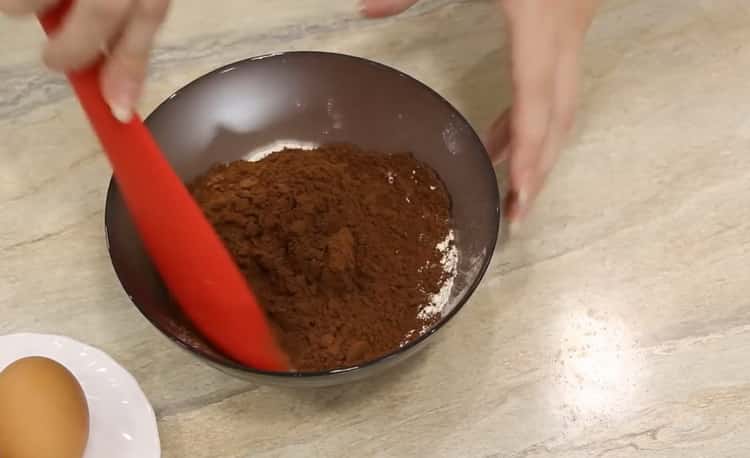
[{"x1": 105, "y1": 51, "x2": 500, "y2": 387}]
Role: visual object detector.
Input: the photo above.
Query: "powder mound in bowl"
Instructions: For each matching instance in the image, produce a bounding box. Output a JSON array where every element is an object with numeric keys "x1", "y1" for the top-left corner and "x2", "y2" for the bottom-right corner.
[{"x1": 188, "y1": 144, "x2": 456, "y2": 372}]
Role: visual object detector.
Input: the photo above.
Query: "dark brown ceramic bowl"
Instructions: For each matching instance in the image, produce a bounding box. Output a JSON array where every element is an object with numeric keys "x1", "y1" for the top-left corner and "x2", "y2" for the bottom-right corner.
[{"x1": 105, "y1": 51, "x2": 500, "y2": 387}]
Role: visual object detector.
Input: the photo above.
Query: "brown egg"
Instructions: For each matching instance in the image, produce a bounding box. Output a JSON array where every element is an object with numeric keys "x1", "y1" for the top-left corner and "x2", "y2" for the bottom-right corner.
[{"x1": 0, "y1": 356, "x2": 89, "y2": 458}]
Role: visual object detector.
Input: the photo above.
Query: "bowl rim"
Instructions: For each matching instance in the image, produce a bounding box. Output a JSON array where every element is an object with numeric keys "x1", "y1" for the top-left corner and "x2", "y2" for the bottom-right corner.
[{"x1": 104, "y1": 50, "x2": 501, "y2": 378}]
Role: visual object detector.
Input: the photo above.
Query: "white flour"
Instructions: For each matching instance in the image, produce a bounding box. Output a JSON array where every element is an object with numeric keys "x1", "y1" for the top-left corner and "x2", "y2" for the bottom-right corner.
[
  {"x1": 418, "y1": 230, "x2": 458, "y2": 322},
  {"x1": 400, "y1": 230, "x2": 458, "y2": 347}
]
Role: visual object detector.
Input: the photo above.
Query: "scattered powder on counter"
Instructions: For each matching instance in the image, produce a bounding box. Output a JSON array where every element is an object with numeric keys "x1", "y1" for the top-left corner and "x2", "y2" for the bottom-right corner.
[{"x1": 188, "y1": 144, "x2": 456, "y2": 371}]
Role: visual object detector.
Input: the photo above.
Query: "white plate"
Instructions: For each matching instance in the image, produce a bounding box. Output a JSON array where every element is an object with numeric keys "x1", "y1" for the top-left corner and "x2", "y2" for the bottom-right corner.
[{"x1": 0, "y1": 333, "x2": 161, "y2": 458}]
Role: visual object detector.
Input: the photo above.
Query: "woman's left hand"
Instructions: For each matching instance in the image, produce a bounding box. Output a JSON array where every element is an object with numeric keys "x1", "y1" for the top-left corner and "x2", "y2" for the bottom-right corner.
[{"x1": 361, "y1": 0, "x2": 600, "y2": 229}]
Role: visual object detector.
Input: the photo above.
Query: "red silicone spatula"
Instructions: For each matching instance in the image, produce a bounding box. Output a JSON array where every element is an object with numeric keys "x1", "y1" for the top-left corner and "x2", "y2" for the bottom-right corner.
[{"x1": 39, "y1": 0, "x2": 289, "y2": 371}]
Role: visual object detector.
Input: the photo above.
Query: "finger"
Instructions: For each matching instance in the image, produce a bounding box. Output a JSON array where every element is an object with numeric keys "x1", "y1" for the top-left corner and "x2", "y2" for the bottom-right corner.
[
  {"x1": 0, "y1": 0, "x2": 57, "y2": 16},
  {"x1": 509, "y1": 46, "x2": 580, "y2": 225},
  {"x1": 484, "y1": 109, "x2": 511, "y2": 164},
  {"x1": 553, "y1": 49, "x2": 579, "y2": 134},
  {"x1": 101, "y1": 0, "x2": 170, "y2": 122},
  {"x1": 540, "y1": 0, "x2": 599, "y2": 169},
  {"x1": 540, "y1": 48, "x2": 579, "y2": 176},
  {"x1": 504, "y1": 4, "x2": 561, "y2": 223},
  {"x1": 43, "y1": 0, "x2": 132, "y2": 72},
  {"x1": 360, "y1": 0, "x2": 419, "y2": 18}
]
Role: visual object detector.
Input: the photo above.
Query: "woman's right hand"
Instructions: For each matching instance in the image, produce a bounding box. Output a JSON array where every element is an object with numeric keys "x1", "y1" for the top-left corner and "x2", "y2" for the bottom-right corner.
[{"x1": 1, "y1": 0, "x2": 171, "y2": 122}]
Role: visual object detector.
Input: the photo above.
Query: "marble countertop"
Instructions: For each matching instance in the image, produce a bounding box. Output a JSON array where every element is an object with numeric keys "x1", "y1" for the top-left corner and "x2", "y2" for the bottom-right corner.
[{"x1": 2, "y1": 0, "x2": 750, "y2": 456}]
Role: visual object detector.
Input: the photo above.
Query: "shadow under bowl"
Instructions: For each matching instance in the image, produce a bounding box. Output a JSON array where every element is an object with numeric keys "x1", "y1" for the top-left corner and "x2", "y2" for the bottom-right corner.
[{"x1": 105, "y1": 51, "x2": 501, "y2": 387}]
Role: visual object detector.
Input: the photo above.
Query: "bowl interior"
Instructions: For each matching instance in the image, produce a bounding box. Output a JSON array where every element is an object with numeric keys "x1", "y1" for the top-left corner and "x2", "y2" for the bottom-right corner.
[{"x1": 105, "y1": 52, "x2": 500, "y2": 376}]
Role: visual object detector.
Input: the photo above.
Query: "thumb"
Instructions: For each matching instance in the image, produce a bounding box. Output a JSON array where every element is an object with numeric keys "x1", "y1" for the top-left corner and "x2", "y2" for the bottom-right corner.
[{"x1": 360, "y1": 0, "x2": 420, "y2": 18}]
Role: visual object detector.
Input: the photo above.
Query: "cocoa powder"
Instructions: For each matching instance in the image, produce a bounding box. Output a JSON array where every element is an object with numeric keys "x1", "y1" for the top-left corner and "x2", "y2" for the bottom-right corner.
[{"x1": 188, "y1": 145, "x2": 453, "y2": 371}]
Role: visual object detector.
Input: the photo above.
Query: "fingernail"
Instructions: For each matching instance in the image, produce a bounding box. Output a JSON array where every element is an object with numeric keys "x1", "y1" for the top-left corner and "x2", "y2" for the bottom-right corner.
[
  {"x1": 98, "y1": 38, "x2": 112, "y2": 56},
  {"x1": 107, "y1": 81, "x2": 138, "y2": 123},
  {"x1": 509, "y1": 219, "x2": 522, "y2": 237},
  {"x1": 495, "y1": 146, "x2": 510, "y2": 164},
  {"x1": 110, "y1": 104, "x2": 133, "y2": 123},
  {"x1": 516, "y1": 188, "x2": 529, "y2": 209}
]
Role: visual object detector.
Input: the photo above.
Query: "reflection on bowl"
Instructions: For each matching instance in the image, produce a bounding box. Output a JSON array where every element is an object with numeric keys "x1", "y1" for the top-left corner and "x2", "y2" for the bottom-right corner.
[{"x1": 105, "y1": 51, "x2": 500, "y2": 387}]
